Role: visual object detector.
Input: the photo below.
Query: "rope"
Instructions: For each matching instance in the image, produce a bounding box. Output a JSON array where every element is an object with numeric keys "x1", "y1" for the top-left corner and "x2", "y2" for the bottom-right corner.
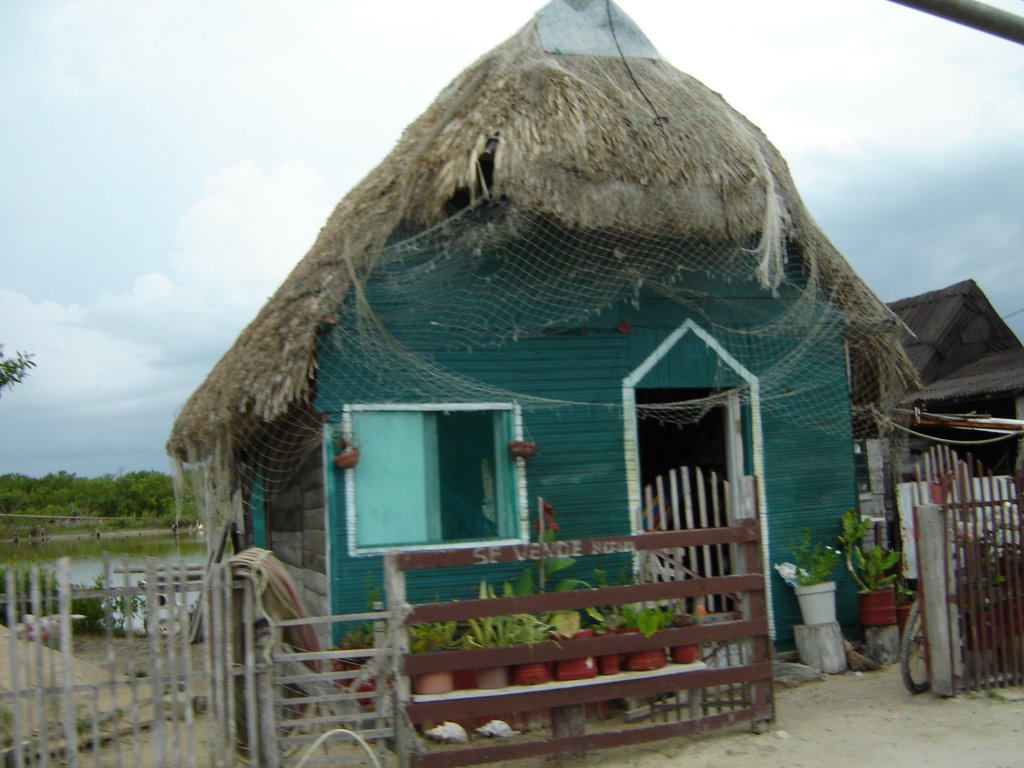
[
  {"x1": 292, "y1": 728, "x2": 382, "y2": 768},
  {"x1": 889, "y1": 419, "x2": 1022, "y2": 446}
]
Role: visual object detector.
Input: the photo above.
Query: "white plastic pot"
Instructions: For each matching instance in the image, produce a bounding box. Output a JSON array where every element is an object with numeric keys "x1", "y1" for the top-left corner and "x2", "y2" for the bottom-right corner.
[{"x1": 794, "y1": 581, "x2": 837, "y2": 625}]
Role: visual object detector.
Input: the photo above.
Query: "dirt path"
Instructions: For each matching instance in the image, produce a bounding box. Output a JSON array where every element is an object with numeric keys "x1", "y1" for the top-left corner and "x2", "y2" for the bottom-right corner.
[
  {"x1": 539, "y1": 665, "x2": 1024, "y2": 768},
  {"x1": 6, "y1": 631, "x2": 1022, "y2": 767}
]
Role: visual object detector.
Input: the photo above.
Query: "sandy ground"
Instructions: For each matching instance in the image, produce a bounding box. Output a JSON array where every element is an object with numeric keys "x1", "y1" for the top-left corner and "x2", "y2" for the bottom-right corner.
[{"x1": 541, "y1": 664, "x2": 1024, "y2": 768}]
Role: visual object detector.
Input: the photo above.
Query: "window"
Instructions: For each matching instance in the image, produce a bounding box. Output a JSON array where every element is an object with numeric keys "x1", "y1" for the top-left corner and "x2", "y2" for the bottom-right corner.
[{"x1": 342, "y1": 404, "x2": 524, "y2": 552}]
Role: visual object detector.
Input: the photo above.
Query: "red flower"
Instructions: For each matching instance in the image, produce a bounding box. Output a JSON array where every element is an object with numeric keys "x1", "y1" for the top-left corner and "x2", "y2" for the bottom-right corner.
[{"x1": 547, "y1": 522, "x2": 559, "y2": 531}]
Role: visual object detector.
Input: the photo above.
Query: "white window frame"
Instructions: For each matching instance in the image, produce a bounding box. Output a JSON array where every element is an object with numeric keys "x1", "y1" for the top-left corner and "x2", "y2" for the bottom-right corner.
[{"x1": 341, "y1": 402, "x2": 530, "y2": 556}]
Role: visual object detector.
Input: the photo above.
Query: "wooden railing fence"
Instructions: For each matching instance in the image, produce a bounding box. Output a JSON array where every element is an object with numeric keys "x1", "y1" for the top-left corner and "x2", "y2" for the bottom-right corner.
[{"x1": 385, "y1": 525, "x2": 773, "y2": 768}]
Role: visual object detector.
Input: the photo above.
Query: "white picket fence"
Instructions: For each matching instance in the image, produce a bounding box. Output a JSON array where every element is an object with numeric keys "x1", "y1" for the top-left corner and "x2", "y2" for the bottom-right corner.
[
  {"x1": 2, "y1": 556, "x2": 396, "y2": 768},
  {"x1": 637, "y1": 464, "x2": 737, "y2": 614}
]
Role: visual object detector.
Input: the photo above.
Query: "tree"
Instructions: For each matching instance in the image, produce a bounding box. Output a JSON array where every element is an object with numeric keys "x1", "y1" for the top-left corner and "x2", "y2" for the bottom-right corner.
[{"x1": 0, "y1": 345, "x2": 36, "y2": 396}]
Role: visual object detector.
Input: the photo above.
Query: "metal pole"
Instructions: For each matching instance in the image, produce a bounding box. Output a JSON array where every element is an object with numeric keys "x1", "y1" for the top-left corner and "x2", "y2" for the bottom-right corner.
[{"x1": 887, "y1": 0, "x2": 1024, "y2": 46}]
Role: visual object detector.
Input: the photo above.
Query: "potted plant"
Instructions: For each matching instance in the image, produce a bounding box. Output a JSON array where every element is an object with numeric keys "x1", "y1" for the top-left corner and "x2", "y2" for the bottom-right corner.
[
  {"x1": 333, "y1": 623, "x2": 377, "y2": 703},
  {"x1": 667, "y1": 603, "x2": 702, "y2": 664},
  {"x1": 838, "y1": 509, "x2": 900, "y2": 626},
  {"x1": 508, "y1": 440, "x2": 538, "y2": 459},
  {"x1": 409, "y1": 620, "x2": 461, "y2": 694},
  {"x1": 463, "y1": 581, "x2": 551, "y2": 688},
  {"x1": 620, "y1": 603, "x2": 671, "y2": 670},
  {"x1": 549, "y1": 609, "x2": 598, "y2": 681},
  {"x1": 331, "y1": 430, "x2": 360, "y2": 470},
  {"x1": 777, "y1": 529, "x2": 841, "y2": 625}
]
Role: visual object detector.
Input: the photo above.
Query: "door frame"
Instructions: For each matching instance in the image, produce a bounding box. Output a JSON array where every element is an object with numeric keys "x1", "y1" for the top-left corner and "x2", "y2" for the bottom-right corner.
[{"x1": 622, "y1": 318, "x2": 773, "y2": 634}]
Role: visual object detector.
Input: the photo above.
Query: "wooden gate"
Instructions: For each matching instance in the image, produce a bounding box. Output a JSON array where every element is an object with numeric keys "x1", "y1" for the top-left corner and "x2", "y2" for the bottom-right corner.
[
  {"x1": 638, "y1": 465, "x2": 750, "y2": 614},
  {"x1": 205, "y1": 553, "x2": 394, "y2": 768},
  {"x1": 910, "y1": 446, "x2": 1024, "y2": 693}
]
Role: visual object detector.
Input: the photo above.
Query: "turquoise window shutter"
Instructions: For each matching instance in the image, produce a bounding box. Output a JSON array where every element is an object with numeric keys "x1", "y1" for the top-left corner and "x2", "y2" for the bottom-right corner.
[{"x1": 353, "y1": 410, "x2": 432, "y2": 547}]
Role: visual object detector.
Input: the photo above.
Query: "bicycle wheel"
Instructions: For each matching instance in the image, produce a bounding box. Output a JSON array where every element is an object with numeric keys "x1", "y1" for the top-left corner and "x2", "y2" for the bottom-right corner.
[{"x1": 900, "y1": 600, "x2": 930, "y2": 694}]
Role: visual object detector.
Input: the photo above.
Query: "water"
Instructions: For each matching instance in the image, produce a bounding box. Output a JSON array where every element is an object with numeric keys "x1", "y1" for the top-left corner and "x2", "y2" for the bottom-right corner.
[{"x1": 0, "y1": 531, "x2": 206, "y2": 586}]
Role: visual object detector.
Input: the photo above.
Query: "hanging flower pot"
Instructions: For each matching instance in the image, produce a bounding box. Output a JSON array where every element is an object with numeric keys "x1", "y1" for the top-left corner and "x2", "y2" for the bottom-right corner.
[
  {"x1": 334, "y1": 448, "x2": 360, "y2": 470},
  {"x1": 508, "y1": 440, "x2": 537, "y2": 459}
]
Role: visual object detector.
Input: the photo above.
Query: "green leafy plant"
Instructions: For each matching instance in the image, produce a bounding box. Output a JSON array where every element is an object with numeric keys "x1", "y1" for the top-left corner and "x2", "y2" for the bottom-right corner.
[
  {"x1": 622, "y1": 603, "x2": 672, "y2": 638},
  {"x1": 838, "y1": 509, "x2": 900, "y2": 593},
  {"x1": 409, "y1": 620, "x2": 461, "y2": 653},
  {"x1": 790, "y1": 529, "x2": 841, "y2": 586},
  {"x1": 462, "y1": 581, "x2": 551, "y2": 648}
]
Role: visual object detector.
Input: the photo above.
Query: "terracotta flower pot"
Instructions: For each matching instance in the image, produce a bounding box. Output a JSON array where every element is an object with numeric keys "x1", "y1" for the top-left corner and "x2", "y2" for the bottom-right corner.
[
  {"x1": 412, "y1": 670, "x2": 454, "y2": 695},
  {"x1": 860, "y1": 588, "x2": 897, "y2": 626},
  {"x1": 554, "y1": 630, "x2": 597, "y2": 681},
  {"x1": 475, "y1": 665, "x2": 510, "y2": 689},
  {"x1": 621, "y1": 630, "x2": 667, "y2": 671},
  {"x1": 624, "y1": 648, "x2": 667, "y2": 671},
  {"x1": 512, "y1": 661, "x2": 552, "y2": 685},
  {"x1": 597, "y1": 652, "x2": 621, "y2": 675},
  {"x1": 670, "y1": 644, "x2": 700, "y2": 664},
  {"x1": 508, "y1": 440, "x2": 537, "y2": 459}
]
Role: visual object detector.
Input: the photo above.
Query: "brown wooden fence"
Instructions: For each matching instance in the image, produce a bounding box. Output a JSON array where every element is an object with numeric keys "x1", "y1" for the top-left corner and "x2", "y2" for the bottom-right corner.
[
  {"x1": 912, "y1": 446, "x2": 1024, "y2": 693},
  {"x1": 384, "y1": 525, "x2": 773, "y2": 768}
]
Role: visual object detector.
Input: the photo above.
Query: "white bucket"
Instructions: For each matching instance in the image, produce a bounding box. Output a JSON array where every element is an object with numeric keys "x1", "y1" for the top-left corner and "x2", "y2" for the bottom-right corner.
[{"x1": 794, "y1": 581, "x2": 837, "y2": 625}]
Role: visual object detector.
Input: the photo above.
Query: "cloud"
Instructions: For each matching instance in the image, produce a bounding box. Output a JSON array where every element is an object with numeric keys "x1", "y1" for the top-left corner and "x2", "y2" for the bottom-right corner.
[
  {"x1": 806, "y1": 139, "x2": 1024, "y2": 338},
  {"x1": 0, "y1": 159, "x2": 336, "y2": 476},
  {"x1": 169, "y1": 160, "x2": 332, "y2": 305}
]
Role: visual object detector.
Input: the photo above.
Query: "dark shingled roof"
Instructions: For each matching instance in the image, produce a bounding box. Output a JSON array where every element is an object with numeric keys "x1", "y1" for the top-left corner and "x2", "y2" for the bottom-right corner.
[
  {"x1": 904, "y1": 347, "x2": 1024, "y2": 406},
  {"x1": 888, "y1": 279, "x2": 1020, "y2": 386}
]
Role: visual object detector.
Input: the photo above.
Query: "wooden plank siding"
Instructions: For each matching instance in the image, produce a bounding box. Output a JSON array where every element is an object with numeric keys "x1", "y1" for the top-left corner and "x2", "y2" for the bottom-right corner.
[{"x1": 315, "y1": 267, "x2": 859, "y2": 648}]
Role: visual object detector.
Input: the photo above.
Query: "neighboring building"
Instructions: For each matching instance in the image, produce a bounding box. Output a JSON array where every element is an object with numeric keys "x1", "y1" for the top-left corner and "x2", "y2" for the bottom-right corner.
[
  {"x1": 168, "y1": 1, "x2": 915, "y2": 649},
  {"x1": 889, "y1": 279, "x2": 1024, "y2": 475}
]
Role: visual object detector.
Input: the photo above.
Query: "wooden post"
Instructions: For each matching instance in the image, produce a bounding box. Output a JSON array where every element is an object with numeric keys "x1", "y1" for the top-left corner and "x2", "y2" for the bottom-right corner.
[
  {"x1": 551, "y1": 704, "x2": 586, "y2": 758},
  {"x1": 385, "y1": 551, "x2": 414, "y2": 767},
  {"x1": 917, "y1": 503, "x2": 955, "y2": 696},
  {"x1": 255, "y1": 618, "x2": 281, "y2": 768}
]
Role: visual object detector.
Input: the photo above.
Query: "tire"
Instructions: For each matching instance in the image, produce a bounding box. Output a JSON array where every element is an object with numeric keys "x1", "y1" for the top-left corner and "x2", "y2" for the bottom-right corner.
[{"x1": 900, "y1": 600, "x2": 930, "y2": 694}]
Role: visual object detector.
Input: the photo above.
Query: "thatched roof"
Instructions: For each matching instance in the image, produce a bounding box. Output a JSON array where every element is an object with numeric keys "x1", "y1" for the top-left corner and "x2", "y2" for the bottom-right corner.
[{"x1": 167, "y1": 1, "x2": 916, "y2": 463}]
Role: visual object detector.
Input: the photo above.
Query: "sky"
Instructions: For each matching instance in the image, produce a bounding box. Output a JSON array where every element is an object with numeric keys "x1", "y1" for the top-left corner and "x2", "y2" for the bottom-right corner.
[{"x1": 1, "y1": 0, "x2": 1022, "y2": 479}]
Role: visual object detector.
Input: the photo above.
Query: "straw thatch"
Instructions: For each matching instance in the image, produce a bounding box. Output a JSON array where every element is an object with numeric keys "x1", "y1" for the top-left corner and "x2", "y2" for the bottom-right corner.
[{"x1": 167, "y1": 7, "x2": 916, "y2": 464}]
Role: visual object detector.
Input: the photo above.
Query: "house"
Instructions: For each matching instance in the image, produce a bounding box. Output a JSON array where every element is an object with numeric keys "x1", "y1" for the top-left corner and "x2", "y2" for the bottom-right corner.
[
  {"x1": 167, "y1": 0, "x2": 915, "y2": 649},
  {"x1": 889, "y1": 279, "x2": 1024, "y2": 475}
]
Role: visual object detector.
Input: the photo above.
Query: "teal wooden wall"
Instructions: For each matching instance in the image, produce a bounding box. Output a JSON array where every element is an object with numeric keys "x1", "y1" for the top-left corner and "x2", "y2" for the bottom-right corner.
[{"x1": 315, "y1": 268, "x2": 858, "y2": 649}]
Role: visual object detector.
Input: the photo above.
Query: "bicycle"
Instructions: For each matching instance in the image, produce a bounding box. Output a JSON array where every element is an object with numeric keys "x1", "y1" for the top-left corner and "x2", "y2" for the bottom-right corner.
[{"x1": 899, "y1": 598, "x2": 930, "y2": 694}]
